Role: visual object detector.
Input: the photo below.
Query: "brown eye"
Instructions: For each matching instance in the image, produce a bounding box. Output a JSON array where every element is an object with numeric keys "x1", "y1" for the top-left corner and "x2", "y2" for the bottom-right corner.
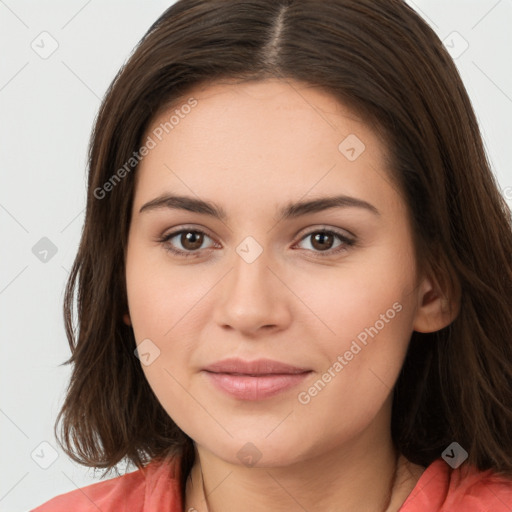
[
  {"x1": 180, "y1": 231, "x2": 204, "y2": 251},
  {"x1": 310, "y1": 232, "x2": 335, "y2": 251},
  {"x1": 295, "y1": 229, "x2": 355, "y2": 256},
  {"x1": 160, "y1": 229, "x2": 217, "y2": 257}
]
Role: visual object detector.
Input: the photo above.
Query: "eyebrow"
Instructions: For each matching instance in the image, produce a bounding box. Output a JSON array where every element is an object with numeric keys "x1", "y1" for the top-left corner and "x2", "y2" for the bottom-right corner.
[{"x1": 138, "y1": 193, "x2": 380, "y2": 219}]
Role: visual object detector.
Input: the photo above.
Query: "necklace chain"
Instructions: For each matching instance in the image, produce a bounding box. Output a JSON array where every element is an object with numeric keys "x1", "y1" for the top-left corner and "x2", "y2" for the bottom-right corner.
[{"x1": 198, "y1": 451, "x2": 400, "y2": 512}]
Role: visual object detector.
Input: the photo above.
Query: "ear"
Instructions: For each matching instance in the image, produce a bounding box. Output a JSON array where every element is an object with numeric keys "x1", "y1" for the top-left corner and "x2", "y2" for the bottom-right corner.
[
  {"x1": 412, "y1": 274, "x2": 459, "y2": 333},
  {"x1": 123, "y1": 312, "x2": 132, "y2": 326}
]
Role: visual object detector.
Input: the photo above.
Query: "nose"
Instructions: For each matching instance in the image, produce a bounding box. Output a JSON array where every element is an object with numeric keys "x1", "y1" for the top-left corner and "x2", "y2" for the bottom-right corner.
[{"x1": 212, "y1": 247, "x2": 293, "y2": 336}]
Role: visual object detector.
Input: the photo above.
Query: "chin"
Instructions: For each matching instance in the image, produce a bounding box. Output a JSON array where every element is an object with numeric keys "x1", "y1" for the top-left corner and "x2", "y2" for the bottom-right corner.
[{"x1": 195, "y1": 430, "x2": 313, "y2": 469}]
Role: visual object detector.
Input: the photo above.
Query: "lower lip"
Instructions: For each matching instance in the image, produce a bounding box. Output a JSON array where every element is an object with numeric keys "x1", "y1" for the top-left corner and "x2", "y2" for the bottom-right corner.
[{"x1": 203, "y1": 371, "x2": 312, "y2": 400}]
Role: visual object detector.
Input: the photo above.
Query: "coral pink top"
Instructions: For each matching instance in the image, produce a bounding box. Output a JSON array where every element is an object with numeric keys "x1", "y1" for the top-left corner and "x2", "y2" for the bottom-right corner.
[{"x1": 32, "y1": 457, "x2": 512, "y2": 511}]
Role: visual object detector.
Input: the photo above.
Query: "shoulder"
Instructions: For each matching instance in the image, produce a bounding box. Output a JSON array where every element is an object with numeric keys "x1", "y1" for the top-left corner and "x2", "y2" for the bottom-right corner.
[
  {"x1": 401, "y1": 457, "x2": 512, "y2": 511},
  {"x1": 30, "y1": 457, "x2": 182, "y2": 512}
]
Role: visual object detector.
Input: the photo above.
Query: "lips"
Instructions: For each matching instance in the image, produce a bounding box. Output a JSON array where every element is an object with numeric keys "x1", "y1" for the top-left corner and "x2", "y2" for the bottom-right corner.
[
  {"x1": 202, "y1": 358, "x2": 312, "y2": 400},
  {"x1": 203, "y1": 357, "x2": 311, "y2": 375}
]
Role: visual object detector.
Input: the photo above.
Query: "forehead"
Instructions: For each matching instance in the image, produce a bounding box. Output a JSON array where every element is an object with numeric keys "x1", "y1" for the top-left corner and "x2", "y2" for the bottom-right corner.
[{"x1": 132, "y1": 78, "x2": 399, "y2": 216}]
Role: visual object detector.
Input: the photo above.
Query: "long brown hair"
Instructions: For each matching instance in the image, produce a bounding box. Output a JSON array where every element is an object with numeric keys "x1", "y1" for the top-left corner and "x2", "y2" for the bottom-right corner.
[{"x1": 56, "y1": 0, "x2": 512, "y2": 497}]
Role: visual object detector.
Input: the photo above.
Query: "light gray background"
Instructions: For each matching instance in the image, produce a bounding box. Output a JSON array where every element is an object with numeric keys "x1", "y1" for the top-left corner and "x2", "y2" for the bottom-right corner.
[{"x1": 1, "y1": 1, "x2": 511, "y2": 511}]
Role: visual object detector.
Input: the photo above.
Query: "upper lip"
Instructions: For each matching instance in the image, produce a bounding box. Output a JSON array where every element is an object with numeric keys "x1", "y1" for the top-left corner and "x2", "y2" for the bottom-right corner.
[{"x1": 202, "y1": 358, "x2": 311, "y2": 375}]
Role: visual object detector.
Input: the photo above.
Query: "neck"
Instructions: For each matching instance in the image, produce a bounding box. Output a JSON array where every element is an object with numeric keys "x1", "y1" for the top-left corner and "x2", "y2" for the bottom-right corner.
[{"x1": 184, "y1": 434, "x2": 424, "y2": 512}]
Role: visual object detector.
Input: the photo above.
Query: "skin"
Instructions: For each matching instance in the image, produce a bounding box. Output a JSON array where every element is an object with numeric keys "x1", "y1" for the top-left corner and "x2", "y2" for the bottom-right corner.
[{"x1": 124, "y1": 78, "x2": 456, "y2": 511}]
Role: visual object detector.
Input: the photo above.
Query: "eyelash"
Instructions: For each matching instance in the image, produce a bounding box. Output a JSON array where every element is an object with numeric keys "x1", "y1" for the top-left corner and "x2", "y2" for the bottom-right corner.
[{"x1": 157, "y1": 227, "x2": 356, "y2": 259}]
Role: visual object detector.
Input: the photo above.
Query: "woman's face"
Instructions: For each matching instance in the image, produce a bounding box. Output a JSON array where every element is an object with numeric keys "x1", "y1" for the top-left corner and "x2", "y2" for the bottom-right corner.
[{"x1": 125, "y1": 78, "x2": 428, "y2": 467}]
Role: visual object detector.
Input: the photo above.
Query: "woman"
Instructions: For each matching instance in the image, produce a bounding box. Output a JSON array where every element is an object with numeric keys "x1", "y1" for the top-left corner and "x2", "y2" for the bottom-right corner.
[{"x1": 32, "y1": 0, "x2": 512, "y2": 510}]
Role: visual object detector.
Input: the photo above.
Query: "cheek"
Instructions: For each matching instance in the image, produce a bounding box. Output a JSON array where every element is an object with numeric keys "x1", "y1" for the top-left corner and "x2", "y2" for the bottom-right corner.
[
  {"x1": 125, "y1": 253, "x2": 204, "y2": 428},
  {"x1": 287, "y1": 244, "x2": 417, "y2": 412},
  {"x1": 286, "y1": 245, "x2": 416, "y2": 346},
  {"x1": 125, "y1": 249, "x2": 217, "y2": 404},
  {"x1": 125, "y1": 248, "x2": 214, "y2": 341},
  {"x1": 292, "y1": 300, "x2": 413, "y2": 448}
]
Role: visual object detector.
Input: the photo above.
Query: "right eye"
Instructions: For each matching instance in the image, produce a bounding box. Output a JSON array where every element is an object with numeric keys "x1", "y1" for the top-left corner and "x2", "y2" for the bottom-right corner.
[{"x1": 158, "y1": 228, "x2": 219, "y2": 258}]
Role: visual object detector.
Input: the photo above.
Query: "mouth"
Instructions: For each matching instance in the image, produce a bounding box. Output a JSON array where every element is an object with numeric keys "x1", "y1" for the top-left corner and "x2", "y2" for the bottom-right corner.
[{"x1": 201, "y1": 358, "x2": 313, "y2": 400}]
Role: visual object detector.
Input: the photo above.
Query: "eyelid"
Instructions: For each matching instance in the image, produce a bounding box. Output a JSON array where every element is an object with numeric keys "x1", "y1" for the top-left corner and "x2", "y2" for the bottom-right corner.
[
  {"x1": 293, "y1": 224, "x2": 356, "y2": 242},
  {"x1": 157, "y1": 224, "x2": 220, "y2": 258},
  {"x1": 160, "y1": 224, "x2": 218, "y2": 242}
]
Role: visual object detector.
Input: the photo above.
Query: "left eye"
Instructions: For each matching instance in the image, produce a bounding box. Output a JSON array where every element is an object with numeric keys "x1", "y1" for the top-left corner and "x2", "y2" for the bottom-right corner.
[{"x1": 295, "y1": 230, "x2": 354, "y2": 254}]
